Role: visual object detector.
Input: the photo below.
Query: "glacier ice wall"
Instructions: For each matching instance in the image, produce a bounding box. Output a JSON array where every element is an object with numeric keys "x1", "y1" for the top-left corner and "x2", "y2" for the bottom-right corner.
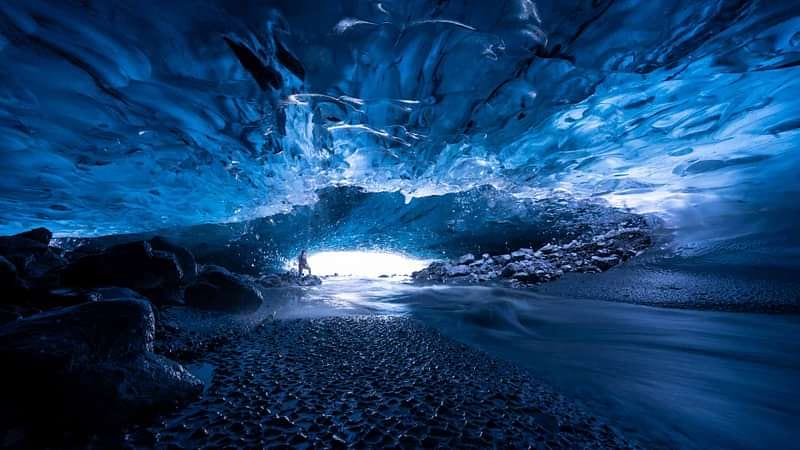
[
  {"x1": 63, "y1": 186, "x2": 647, "y2": 274},
  {"x1": 1, "y1": 0, "x2": 799, "y2": 246}
]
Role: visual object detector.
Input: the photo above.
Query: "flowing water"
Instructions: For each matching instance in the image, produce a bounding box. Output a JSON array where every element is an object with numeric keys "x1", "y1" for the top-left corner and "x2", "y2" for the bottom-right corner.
[{"x1": 266, "y1": 277, "x2": 800, "y2": 450}]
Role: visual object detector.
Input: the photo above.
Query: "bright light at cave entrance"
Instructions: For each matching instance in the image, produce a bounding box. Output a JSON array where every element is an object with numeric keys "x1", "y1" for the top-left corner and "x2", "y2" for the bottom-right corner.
[{"x1": 303, "y1": 251, "x2": 431, "y2": 278}]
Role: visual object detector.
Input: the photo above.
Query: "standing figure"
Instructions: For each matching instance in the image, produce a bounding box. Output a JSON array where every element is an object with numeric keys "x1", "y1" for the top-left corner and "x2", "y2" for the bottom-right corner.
[{"x1": 298, "y1": 249, "x2": 311, "y2": 276}]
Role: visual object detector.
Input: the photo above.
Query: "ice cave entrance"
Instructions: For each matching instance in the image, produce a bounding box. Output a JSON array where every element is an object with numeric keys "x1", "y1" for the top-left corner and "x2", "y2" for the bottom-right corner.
[{"x1": 300, "y1": 251, "x2": 432, "y2": 279}]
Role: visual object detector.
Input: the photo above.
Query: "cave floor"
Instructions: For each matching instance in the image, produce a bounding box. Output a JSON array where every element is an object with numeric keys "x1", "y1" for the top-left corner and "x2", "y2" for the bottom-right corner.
[
  {"x1": 121, "y1": 316, "x2": 633, "y2": 449},
  {"x1": 95, "y1": 276, "x2": 800, "y2": 450}
]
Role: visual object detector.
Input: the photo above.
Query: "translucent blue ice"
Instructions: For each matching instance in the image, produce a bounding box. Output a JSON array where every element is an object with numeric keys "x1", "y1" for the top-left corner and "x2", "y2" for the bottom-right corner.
[{"x1": 0, "y1": 0, "x2": 798, "y2": 247}]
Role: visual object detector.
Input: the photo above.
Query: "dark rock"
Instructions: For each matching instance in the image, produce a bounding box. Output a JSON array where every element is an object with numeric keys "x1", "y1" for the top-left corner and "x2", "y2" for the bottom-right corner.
[
  {"x1": 258, "y1": 273, "x2": 283, "y2": 288},
  {"x1": 185, "y1": 265, "x2": 263, "y2": 313},
  {"x1": 24, "y1": 249, "x2": 67, "y2": 282},
  {"x1": 30, "y1": 288, "x2": 101, "y2": 309},
  {"x1": 0, "y1": 255, "x2": 28, "y2": 296},
  {"x1": 12, "y1": 227, "x2": 52, "y2": 245},
  {"x1": 0, "y1": 234, "x2": 48, "y2": 258},
  {"x1": 511, "y1": 271, "x2": 533, "y2": 282},
  {"x1": 0, "y1": 298, "x2": 155, "y2": 357},
  {"x1": 258, "y1": 271, "x2": 322, "y2": 288},
  {"x1": 0, "y1": 231, "x2": 67, "y2": 281},
  {"x1": 95, "y1": 287, "x2": 151, "y2": 301},
  {"x1": 591, "y1": 255, "x2": 621, "y2": 270},
  {"x1": 60, "y1": 241, "x2": 183, "y2": 304},
  {"x1": 17, "y1": 286, "x2": 150, "y2": 312},
  {"x1": 539, "y1": 243, "x2": 559, "y2": 254},
  {"x1": 0, "y1": 300, "x2": 202, "y2": 429},
  {"x1": 0, "y1": 309, "x2": 21, "y2": 325},
  {"x1": 0, "y1": 255, "x2": 17, "y2": 280},
  {"x1": 0, "y1": 304, "x2": 36, "y2": 322},
  {"x1": 149, "y1": 236, "x2": 198, "y2": 284},
  {"x1": 501, "y1": 262, "x2": 521, "y2": 278},
  {"x1": 493, "y1": 254, "x2": 512, "y2": 264},
  {"x1": 293, "y1": 274, "x2": 322, "y2": 286},
  {"x1": 510, "y1": 249, "x2": 532, "y2": 261}
]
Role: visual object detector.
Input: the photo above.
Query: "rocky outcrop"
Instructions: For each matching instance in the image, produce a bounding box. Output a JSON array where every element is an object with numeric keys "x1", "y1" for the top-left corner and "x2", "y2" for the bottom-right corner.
[
  {"x1": 0, "y1": 228, "x2": 66, "y2": 283},
  {"x1": 0, "y1": 299, "x2": 202, "y2": 429},
  {"x1": 413, "y1": 226, "x2": 652, "y2": 286},
  {"x1": 0, "y1": 255, "x2": 27, "y2": 295},
  {"x1": 185, "y1": 265, "x2": 263, "y2": 313},
  {"x1": 59, "y1": 240, "x2": 184, "y2": 305},
  {"x1": 149, "y1": 236, "x2": 198, "y2": 284},
  {"x1": 258, "y1": 271, "x2": 323, "y2": 288},
  {"x1": 11, "y1": 227, "x2": 53, "y2": 245},
  {"x1": 0, "y1": 228, "x2": 277, "y2": 316}
]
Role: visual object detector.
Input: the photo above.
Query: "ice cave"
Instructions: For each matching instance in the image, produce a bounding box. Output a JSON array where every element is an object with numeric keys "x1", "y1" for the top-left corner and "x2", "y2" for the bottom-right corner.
[{"x1": 0, "y1": 0, "x2": 799, "y2": 448}]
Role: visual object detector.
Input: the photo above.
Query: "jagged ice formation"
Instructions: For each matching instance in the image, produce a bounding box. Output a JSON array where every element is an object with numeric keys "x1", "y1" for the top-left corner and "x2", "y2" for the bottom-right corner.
[{"x1": 0, "y1": 0, "x2": 799, "y2": 270}]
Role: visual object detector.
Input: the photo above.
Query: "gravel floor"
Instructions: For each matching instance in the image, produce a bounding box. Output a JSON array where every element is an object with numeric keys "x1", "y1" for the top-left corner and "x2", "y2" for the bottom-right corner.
[{"x1": 119, "y1": 316, "x2": 636, "y2": 449}]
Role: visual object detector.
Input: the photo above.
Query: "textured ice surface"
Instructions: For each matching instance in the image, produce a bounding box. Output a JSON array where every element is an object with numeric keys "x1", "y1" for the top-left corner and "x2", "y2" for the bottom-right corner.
[
  {"x1": 0, "y1": 1, "x2": 799, "y2": 253},
  {"x1": 60, "y1": 186, "x2": 651, "y2": 275}
]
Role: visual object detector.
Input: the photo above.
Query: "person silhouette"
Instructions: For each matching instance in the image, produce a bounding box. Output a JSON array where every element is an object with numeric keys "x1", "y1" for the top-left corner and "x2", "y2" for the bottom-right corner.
[{"x1": 298, "y1": 249, "x2": 311, "y2": 276}]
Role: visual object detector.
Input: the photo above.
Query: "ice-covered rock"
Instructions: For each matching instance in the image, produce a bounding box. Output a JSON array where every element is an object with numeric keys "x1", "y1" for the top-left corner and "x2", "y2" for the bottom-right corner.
[
  {"x1": 591, "y1": 255, "x2": 620, "y2": 270},
  {"x1": 446, "y1": 264, "x2": 471, "y2": 277},
  {"x1": 458, "y1": 253, "x2": 476, "y2": 265}
]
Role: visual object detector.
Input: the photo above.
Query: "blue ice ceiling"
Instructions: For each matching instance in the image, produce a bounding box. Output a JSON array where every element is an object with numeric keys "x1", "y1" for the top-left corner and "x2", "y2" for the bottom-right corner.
[{"x1": 0, "y1": 0, "x2": 799, "y2": 236}]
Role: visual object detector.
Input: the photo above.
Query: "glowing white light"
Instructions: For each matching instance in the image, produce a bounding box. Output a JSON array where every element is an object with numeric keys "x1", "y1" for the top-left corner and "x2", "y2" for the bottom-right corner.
[{"x1": 297, "y1": 251, "x2": 431, "y2": 279}]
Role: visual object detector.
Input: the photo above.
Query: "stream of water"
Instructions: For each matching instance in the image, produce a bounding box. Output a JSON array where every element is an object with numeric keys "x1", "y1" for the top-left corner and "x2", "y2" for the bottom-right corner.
[{"x1": 267, "y1": 277, "x2": 800, "y2": 449}]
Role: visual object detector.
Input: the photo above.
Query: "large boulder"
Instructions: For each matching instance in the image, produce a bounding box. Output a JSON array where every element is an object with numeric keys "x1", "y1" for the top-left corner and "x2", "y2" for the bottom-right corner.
[
  {"x1": 149, "y1": 236, "x2": 198, "y2": 284},
  {"x1": 0, "y1": 228, "x2": 66, "y2": 281},
  {"x1": 259, "y1": 271, "x2": 323, "y2": 288},
  {"x1": 0, "y1": 308, "x2": 21, "y2": 325},
  {"x1": 185, "y1": 265, "x2": 263, "y2": 313},
  {"x1": 59, "y1": 241, "x2": 184, "y2": 304},
  {"x1": 12, "y1": 227, "x2": 52, "y2": 245},
  {"x1": 94, "y1": 286, "x2": 151, "y2": 301},
  {"x1": 28, "y1": 288, "x2": 101, "y2": 309},
  {"x1": 0, "y1": 255, "x2": 28, "y2": 297},
  {"x1": 457, "y1": 253, "x2": 476, "y2": 265},
  {"x1": 0, "y1": 299, "x2": 202, "y2": 429},
  {"x1": 292, "y1": 274, "x2": 322, "y2": 287}
]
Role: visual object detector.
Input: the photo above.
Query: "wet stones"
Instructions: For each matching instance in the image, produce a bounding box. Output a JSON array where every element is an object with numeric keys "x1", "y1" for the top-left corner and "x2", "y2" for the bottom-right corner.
[
  {"x1": 0, "y1": 300, "x2": 202, "y2": 430},
  {"x1": 413, "y1": 226, "x2": 652, "y2": 287},
  {"x1": 185, "y1": 265, "x2": 263, "y2": 313}
]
